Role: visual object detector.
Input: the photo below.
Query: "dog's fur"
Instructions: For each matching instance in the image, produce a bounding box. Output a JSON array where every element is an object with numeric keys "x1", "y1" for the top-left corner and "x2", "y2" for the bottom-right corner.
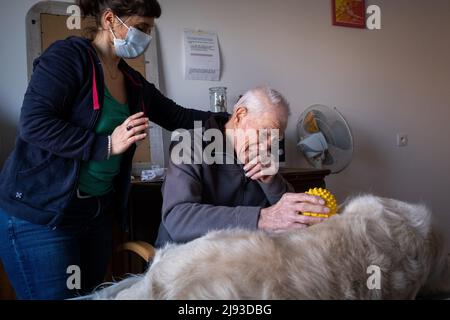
[{"x1": 87, "y1": 195, "x2": 450, "y2": 300}]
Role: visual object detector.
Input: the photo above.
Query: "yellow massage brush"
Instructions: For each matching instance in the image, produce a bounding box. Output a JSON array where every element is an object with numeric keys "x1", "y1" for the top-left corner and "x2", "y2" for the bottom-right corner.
[{"x1": 302, "y1": 188, "x2": 338, "y2": 218}]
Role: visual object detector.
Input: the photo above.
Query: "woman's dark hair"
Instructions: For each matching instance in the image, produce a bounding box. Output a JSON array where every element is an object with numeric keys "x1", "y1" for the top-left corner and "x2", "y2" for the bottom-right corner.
[{"x1": 77, "y1": 0, "x2": 161, "y2": 38}]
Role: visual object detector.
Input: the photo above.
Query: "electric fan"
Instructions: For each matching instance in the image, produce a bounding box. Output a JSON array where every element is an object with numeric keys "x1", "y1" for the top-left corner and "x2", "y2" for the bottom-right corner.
[{"x1": 297, "y1": 104, "x2": 353, "y2": 173}]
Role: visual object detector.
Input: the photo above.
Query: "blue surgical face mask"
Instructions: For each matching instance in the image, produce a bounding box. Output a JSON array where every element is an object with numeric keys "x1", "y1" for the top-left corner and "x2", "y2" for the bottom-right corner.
[{"x1": 110, "y1": 16, "x2": 152, "y2": 59}]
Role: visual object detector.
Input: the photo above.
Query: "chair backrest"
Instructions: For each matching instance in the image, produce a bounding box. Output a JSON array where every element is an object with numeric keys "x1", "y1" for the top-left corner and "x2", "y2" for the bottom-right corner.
[{"x1": 128, "y1": 182, "x2": 164, "y2": 246}]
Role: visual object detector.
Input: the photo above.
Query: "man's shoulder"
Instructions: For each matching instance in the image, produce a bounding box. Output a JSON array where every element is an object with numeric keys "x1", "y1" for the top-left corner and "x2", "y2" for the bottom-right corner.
[
  {"x1": 170, "y1": 113, "x2": 228, "y2": 147},
  {"x1": 168, "y1": 114, "x2": 236, "y2": 168}
]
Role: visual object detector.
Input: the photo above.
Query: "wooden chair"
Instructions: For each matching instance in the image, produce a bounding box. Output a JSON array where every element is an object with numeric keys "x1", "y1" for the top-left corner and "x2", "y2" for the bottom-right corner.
[
  {"x1": 113, "y1": 181, "x2": 164, "y2": 266},
  {"x1": 118, "y1": 241, "x2": 156, "y2": 262}
]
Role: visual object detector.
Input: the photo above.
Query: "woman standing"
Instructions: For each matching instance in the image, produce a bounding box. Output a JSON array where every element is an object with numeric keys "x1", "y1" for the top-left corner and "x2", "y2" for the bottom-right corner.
[{"x1": 0, "y1": 0, "x2": 212, "y2": 299}]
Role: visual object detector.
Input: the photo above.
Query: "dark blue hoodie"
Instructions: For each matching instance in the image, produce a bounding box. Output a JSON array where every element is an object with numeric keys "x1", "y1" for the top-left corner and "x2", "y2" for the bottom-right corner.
[{"x1": 0, "y1": 36, "x2": 212, "y2": 229}]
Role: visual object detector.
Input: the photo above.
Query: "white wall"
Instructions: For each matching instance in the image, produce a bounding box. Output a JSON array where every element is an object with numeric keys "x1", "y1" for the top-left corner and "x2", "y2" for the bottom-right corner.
[
  {"x1": 0, "y1": 0, "x2": 73, "y2": 164},
  {"x1": 0, "y1": 0, "x2": 38, "y2": 164},
  {"x1": 0, "y1": 0, "x2": 449, "y2": 239},
  {"x1": 155, "y1": 0, "x2": 450, "y2": 237}
]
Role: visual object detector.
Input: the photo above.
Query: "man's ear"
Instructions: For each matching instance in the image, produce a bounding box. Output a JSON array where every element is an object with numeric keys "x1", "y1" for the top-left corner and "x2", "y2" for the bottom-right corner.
[{"x1": 234, "y1": 106, "x2": 248, "y2": 124}]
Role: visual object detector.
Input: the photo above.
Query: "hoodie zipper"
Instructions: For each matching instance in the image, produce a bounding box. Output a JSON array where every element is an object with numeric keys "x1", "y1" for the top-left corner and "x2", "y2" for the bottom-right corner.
[{"x1": 64, "y1": 49, "x2": 103, "y2": 218}]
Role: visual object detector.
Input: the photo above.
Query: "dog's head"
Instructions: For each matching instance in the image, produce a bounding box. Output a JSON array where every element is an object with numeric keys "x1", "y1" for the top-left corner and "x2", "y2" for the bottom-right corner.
[
  {"x1": 342, "y1": 195, "x2": 429, "y2": 232},
  {"x1": 342, "y1": 195, "x2": 450, "y2": 298}
]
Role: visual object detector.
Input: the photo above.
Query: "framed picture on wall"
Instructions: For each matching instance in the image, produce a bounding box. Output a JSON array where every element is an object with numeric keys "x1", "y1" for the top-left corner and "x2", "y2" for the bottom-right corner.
[{"x1": 332, "y1": 0, "x2": 366, "y2": 28}]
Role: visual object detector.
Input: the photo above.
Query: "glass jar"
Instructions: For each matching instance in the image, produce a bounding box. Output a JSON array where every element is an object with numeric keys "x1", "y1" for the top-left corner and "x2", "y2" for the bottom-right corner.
[{"x1": 209, "y1": 87, "x2": 228, "y2": 113}]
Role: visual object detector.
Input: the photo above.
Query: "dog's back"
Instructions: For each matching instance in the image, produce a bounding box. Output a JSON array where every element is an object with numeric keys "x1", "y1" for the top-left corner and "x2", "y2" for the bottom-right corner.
[{"x1": 94, "y1": 195, "x2": 449, "y2": 300}]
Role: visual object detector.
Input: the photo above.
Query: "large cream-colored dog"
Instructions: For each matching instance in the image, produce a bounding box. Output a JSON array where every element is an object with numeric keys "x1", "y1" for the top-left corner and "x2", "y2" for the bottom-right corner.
[{"x1": 88, "y1": 195, "x2": 450, "y2": 300}]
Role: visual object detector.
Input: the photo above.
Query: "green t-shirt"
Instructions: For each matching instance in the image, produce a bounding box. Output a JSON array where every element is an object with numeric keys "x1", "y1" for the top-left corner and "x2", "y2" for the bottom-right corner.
[{"x1": 78, "y1": 87, "x2": 130, "y2": 196}]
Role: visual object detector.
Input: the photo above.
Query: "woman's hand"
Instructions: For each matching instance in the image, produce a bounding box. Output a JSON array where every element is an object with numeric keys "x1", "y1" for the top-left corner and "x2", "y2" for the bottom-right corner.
[{"x1": 111, "y1": 112, "x2": 149, "y2": 156}]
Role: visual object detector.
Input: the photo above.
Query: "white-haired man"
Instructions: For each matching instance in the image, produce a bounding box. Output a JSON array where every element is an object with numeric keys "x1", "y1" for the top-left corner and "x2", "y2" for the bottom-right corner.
[{"x1": 156, "y1": 87, "x2": 330, "y2": 246}]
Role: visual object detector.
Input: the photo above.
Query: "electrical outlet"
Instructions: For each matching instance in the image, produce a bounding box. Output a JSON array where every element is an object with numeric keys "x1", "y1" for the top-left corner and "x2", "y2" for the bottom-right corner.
[{"x1": 397, "y1": 133, "x2": 408, "y2": 147}]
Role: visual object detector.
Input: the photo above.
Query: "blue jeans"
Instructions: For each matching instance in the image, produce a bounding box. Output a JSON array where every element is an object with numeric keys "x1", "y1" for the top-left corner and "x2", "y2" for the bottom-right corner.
[{"x1": 0, "y1": 191, "x2": 114, "y2": 300}]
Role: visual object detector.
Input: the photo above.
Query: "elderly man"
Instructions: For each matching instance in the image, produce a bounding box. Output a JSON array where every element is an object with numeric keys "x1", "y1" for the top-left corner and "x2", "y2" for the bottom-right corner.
[{"x1": 155, "y1": 87, "x2": 330, "y2": 246}]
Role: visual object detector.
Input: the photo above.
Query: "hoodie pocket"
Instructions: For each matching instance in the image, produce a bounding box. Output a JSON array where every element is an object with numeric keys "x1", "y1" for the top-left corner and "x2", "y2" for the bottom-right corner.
[
  {"x1": 12, "y1": 156, "x2": 76, "y2": 211},
  {"x1": 16, "y1": 155, "x2": 54, "y2": 177}
]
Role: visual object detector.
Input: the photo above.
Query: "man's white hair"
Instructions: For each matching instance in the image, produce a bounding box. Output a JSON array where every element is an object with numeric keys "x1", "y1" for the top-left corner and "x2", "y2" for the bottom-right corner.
[{"x1": 234, "y1": 86, "x2": 290, "y2": 127}]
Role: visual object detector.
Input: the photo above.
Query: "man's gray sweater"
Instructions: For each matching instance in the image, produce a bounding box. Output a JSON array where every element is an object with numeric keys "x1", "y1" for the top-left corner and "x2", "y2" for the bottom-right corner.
[{"x1": 155, "y1": 114, "x2": 293, "y2": 246}]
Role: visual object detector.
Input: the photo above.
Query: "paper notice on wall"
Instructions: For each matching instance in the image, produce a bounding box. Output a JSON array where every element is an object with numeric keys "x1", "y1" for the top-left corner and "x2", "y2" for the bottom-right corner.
[{"x1": 183, "y1": 29, "x2": 221, "y2": 81}]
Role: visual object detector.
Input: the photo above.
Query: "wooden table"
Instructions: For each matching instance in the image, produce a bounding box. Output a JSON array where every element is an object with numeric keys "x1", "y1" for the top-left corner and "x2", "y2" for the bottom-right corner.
[{"x1": 279, "y1": 168, "x2": 330, "y2": 192}]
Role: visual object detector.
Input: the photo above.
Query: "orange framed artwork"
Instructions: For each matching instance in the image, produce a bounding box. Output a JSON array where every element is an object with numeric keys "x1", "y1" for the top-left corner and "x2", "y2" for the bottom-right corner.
[{"x1": 332, "y1": 0, "x2": 366, "y2": 28}]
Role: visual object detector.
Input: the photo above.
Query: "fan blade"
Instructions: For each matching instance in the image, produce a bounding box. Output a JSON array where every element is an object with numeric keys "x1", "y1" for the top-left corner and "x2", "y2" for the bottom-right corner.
[
  {"x1": 297, "y1": 132, "x2": 328, "y2": 158},
  {"x1": 331, "y1": 121, "x2": 352, "y2": 150},
  {"x1": 303, "y1": 111, "x2": 320, "y2": 133}
]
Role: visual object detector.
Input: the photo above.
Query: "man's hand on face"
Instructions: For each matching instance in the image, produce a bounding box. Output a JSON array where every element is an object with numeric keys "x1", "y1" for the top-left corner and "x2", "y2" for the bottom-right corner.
[
  {"x1": 243, "y1": 142, "x2": 278, "y2": 184},
  {"x1": 258, "y1": 193, "x2": 330, "y2": 232},
  {"x1": 244, "y1": 156, "x2": 276, "y2": 183}
]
